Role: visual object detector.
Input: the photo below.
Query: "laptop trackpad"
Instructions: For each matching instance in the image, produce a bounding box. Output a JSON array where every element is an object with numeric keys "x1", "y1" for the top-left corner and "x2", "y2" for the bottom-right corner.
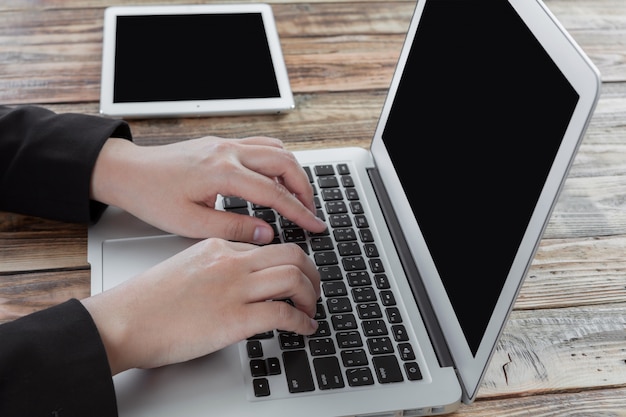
[{"x1": 102, "y1": 234, "x2": 198, "y2": 290}]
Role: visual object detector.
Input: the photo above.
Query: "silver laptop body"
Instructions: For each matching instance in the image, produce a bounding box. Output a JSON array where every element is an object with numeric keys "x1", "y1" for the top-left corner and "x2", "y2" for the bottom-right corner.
[{"x1": 88, "y1": 0, "x2": 600, "y2": 415}]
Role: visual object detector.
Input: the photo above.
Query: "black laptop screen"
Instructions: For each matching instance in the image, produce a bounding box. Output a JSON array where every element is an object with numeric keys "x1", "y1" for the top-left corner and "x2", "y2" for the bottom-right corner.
[{"x1": 381, "y1": 0, "x2": 579, "y2": 355}]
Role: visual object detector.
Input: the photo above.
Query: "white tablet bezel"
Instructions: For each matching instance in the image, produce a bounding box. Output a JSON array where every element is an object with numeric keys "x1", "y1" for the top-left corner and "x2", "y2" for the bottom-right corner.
[{"x1": 99, "y1": 3, "x2": 295, "y2": 118}]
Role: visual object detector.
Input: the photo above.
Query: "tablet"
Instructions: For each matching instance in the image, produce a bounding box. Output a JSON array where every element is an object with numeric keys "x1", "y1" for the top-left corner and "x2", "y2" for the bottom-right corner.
[{"x1": 100, "y1": 4, "x2": 295, "y2": 118}]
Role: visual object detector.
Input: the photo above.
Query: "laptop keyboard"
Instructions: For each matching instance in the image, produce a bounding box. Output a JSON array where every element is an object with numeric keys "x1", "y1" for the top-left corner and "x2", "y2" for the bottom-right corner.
[{"x1": 223, "y1": 162, "x2": 422, "y2": 399}]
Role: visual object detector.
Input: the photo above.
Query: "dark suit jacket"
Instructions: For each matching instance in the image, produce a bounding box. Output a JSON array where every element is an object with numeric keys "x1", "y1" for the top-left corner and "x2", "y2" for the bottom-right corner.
[{"x1": 0, "y1": 105, "x2": 132, "y2": 416}]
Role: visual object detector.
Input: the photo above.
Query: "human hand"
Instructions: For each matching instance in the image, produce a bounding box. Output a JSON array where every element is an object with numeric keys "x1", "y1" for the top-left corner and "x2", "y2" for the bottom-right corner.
[
  {"x1": 81, "y1": 238, "x2": 320, "y2": 375},
  {"x1": 90, "y1": 136, "x2": 327, "y2": 242}
]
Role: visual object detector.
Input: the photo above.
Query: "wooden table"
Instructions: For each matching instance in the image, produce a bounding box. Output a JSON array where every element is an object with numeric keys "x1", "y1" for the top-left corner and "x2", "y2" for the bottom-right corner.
[{"x1": 1, "y1": 0, "x2": 625, "y2": 415}]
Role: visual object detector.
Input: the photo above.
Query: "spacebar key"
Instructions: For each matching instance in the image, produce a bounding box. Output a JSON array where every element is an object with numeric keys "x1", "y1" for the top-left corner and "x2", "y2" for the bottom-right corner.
[{"x1": 282, "y1": 350, "x2": 315, "y2": 393}]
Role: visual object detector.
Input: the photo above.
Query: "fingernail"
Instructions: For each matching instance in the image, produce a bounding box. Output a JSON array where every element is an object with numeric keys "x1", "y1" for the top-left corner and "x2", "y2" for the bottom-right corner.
[
  {"x1": 310, "y1": 318, "x2": 319, "y2": 330},
  {"x1": 253, "y1": 226, "x2": 274, "y2": 244}
]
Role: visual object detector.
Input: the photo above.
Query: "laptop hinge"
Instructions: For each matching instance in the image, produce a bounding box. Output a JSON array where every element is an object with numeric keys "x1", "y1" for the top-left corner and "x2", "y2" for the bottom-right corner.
[{"x1": 367, "y1": 167, "x2": 453, "y2": 369}]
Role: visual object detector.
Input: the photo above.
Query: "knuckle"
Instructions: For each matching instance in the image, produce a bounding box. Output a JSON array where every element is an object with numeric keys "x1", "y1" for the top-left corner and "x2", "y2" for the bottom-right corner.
[
  {"x1": 258, "y1": 136, "x2": 284, "y2": 147},
  {"x1": 274, "y1": 299, "x2": 296, "y2": 324},
  {"x1": 223, "y1": 217, "x2": 248, "y2": 240},
  {"x1": 205, "y1": 140, "x2": 237, "y2": 154},
  {"x1": 283, "y1": 243, "x2": 311, "y2": 266},
  {"x1": 270, "y1": 179, "x2": 291, "y2": 199}
]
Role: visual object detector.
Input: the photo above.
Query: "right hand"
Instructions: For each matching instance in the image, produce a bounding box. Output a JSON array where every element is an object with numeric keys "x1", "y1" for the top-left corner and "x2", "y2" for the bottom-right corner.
[{"x1": 82, "y1": 238, "x2": 320, "y2": 375}]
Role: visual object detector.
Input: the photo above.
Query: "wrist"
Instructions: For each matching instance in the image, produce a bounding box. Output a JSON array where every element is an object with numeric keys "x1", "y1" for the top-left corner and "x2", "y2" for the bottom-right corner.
[
  {"x1": 90, "y1": 137, "x2": 140, "y2": 207},
  {"x1": 81, "y1": 293, "x2": 133, "y2": 375}
]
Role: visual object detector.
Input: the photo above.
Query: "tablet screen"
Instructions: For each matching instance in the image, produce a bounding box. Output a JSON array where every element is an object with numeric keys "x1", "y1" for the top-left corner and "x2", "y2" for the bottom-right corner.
[{"x1": 114, "y1": 13, "x2": 280, "y2": 103}]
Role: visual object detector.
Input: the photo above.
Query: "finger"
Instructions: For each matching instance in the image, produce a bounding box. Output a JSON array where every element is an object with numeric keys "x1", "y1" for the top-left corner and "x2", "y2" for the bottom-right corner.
[
  {"x1": 210, "y1": 141, "x2": 314, "y2": 211},
  {"x1": 235, "y1": 136, "x2": 285, "y2": 149},
  {"x1": 216, "y1": 158, "x2": 325, "y2": 233},
  {"x1": 238, "y1": 146, "x2": 315, "y2": 212},
  {"x1": 243, "y1": 265, "x2": 319, "y2": 318},
  {"x1": 243, "y1": 300, "x2": 319, "y2": 336},
  {"x1": 245, "y1": 243, "x2": 320, "y2": 295},
  {"x1": 180, "y1": 204, "x2": 277, "y2": 243}
]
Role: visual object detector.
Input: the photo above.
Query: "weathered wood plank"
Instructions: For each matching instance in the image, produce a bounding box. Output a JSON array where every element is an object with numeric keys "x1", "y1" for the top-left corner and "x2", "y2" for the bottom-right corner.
[
  {"x1": 0, "y1": 0, "x2": 415, "y2": 10},
  {"x1": 546, "y1": 176, "x2": 626, "y2": 238},
  {"x1": 0, "y1": 2, "x2": 412, "y2": 105},
  {"x1": 523, "y1": 235, "x2": 626, "y2": 309},
  {"x1": 0, "y1": 269, "x2": 90, "y2": 324},
  {"x1": 480, "y1": 304, "x2": 626, "y2": 397},
  {"x1": 581, "y1": 83, "x2": 626, "y2": 145},
  {"x1": 0, "y1": 213, "x2": 87, "y2": 273},
  {"x1": 0, "y1": 0, "x2": 624, "y2": 104},
  {"x1": 461, "y1": 386, "x2": 626, "y2": 416},
  {"x1": 0, "y1": 235, "x2": 87, "y2": 273}
]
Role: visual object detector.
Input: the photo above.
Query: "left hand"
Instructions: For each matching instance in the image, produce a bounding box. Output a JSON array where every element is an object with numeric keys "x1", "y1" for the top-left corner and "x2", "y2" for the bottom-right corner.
[{"x1": 90, "y1": 136, "x2": 327, "y2": 243}]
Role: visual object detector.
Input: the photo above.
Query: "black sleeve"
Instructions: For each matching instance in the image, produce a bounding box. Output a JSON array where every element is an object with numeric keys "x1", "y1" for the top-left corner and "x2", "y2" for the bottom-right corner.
[
  {"x1": 0, "y1": 105, "x2": 132, "y2": 416},
  {"x1": 0, "y1": 299, "x2": 119, "y2": 417},
  {"x1": 0, "y1": 105, "x2": 132, "y2": 223}
]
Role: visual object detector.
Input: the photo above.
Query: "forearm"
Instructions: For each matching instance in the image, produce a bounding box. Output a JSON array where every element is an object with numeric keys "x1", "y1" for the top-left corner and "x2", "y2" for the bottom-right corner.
[
  {"x1": 0, "y1": 105, "x2": 132, "y2": 223},
  {"x1": 0, "y1": 299, "x2": 118, "y2": 416}
]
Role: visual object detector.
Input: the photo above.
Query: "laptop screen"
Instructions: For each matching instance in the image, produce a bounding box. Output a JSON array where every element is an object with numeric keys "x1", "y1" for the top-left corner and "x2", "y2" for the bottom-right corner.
[{"x1": 381, "y1": 0, "x2": 579, "y2": 356}]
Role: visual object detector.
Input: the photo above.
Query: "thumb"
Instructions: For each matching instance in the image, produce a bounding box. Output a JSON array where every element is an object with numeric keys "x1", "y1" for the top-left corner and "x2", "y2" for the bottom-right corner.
[{"x1": 190, "y1": 208, "x2": 276, "y2": 244}]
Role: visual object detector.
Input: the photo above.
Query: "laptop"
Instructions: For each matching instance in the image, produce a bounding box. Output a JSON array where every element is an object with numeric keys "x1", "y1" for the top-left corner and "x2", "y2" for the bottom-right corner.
[{"x1": 88, "y1": 0, "x2": 601, "y2": 416}]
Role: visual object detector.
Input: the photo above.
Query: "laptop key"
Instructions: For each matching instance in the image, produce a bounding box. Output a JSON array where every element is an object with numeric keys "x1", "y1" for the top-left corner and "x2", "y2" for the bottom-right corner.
[
  {"x1": 336, "y1": 331, "x2": 363, "y2": 349},
  {"x1": 279, "y1": 332, "x2": 305, "y2": 350},
  {"x1": 391, "y1": 324, "x2": 409, "y2": 342},
  {"x1": 367, "y1": 337, "x2": 394, "y2": 354},
  {"x1": 314, "y1": 164, "x2": 335, "y2": 176},
  {"x1": 253, "y1": 378, "x2": 271, "y2": 397},
  {"x1": 385, "y1": 307, "x2": 402, "y2": 323},
  {"x1": 345, "y1": 188, "x2": 359, "y2": 200},
  {"x1": 398, "y1": 343, "x2": 416, "y2": 361},
  {"x1": 311, "y1": 236, "x2": 334, "y2": 251},
  {"x1": 322, "y1": 281, "x2": 347, "y2": 297},
  {"x1": 222, "y1": 196, "x2": 248, "y2": 209},
  {"x1": 326, "y1": 297, "x2": 352, "y2": 314},
  {"x1": 318, "y1": 265, "x2": 342, "y2": 281},
  {"x1": 266, "y1": 357, "x2": 282, "y2": 375},
  {"x1": 318, "y1": 176, "x2": 339, "y2": 188},
  {"x1": 246, "y1": 340, "x2": 263, "y2": 358},
  {"x1": 372, "y1": 355, "x2": 404, "y2": 383},
  {"x1": 314, "y1": 251, "x2": 339, "y2": 266},
  {"x1": 333, "y1": 227, "x2": 357, "y2": 241},
  {"x1": 342, "y1": 256, "x2": 366, "y2": 271},
  {"x1": 404, "y1": 362, "x2": 423, "y2": 381},
  {"x1": 336, "y1": 163, "x2": 350, "y2": 175},
  {"x1": 341, "y1": 349, "x2": 369, "y2": 367},
  {"x1": 338, "y1": 241, "x2": 361, "y2": 256},
  {"x1": 341, "y1": 175, "x2": 355, "y2": 187},
  {"x1": 283, "y1": 350, "x2": 315, "y2": 393},
  {"x1": 346, "y1": 271, "x2": 371, "y2": 287},
  {"x1": 346, "y1": 367, "x2": 375, "y2": 387},
  {"x1": 331, "y1": 313, "x2": 358, "y2": 331},
  {"x1": 313, "y1": 356, "x2": 345, "y2": 390},
  {"x1": 309, "y1": 338, "x2": 336, "y2": 356},
  {"x1": 250, "y1": 359, "x2": 268, "y2": 377}
]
